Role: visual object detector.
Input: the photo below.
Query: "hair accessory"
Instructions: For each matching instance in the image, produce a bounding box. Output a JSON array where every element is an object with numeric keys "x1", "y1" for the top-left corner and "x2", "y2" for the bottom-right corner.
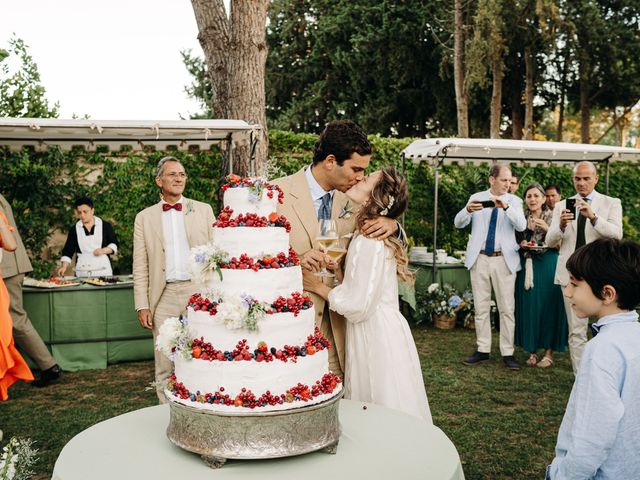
[{"x1": 380, "y1": 195, "x2": 395, "y2": 216}]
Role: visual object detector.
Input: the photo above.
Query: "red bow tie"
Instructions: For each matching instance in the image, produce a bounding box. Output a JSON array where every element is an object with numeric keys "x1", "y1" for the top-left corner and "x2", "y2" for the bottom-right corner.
[{"x1": 162, "y1": 203, "x2": 183, "y2": 212}]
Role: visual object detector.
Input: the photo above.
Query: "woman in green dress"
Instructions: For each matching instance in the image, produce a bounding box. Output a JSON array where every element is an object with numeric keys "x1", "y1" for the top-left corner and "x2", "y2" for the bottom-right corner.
[{"x1": 515, "y1": 183, "x2": 568, "y2": 368}]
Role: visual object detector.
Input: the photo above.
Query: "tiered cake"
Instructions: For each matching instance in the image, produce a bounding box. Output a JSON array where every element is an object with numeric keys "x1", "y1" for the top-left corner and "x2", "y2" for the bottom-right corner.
[{"x1": 158, "y1": 175, "x2": 342, "y2": 413}]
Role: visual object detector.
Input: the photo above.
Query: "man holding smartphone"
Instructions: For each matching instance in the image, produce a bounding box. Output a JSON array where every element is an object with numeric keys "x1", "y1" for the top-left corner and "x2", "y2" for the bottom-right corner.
[
  {"x1": 546, "y1": 161, "x2": 623, "y2": 375},
  {"x1": 455, "y1": 165, "x2": 527, "y2": 370}
]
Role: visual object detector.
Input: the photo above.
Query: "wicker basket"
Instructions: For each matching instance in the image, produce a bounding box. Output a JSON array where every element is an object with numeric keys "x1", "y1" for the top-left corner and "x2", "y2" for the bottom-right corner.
[{"x1": 434, "y1": 314, "x2": 456, "y2": 330}]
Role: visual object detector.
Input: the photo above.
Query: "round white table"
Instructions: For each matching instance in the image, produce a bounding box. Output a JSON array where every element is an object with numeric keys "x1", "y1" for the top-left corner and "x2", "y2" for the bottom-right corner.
[{"x1": 52, "y1": 400, "x2": 465, "y2": 480}]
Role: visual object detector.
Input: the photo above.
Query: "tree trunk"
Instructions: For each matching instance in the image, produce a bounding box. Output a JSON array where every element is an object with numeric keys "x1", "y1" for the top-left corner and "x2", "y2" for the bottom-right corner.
[
  {"x1": 192, "y1": 0, "x2": 230, "y2": 119},
  {"x1": 511, "y1": 70, "x2": 523, "y2": 139},
  {"x1": 490, "y1": 58, "x2": 503, "y2": 138},
  {"x1": 454, "y1": 0, "x2": 469, "y2": 137},
  {"x1": 556, "y1": 49, "x2": 569, "y2": 141},
  {"x1": 579, "y1": 53, "x2": 590, "y2": 143},
  {"x1": 523, "y1": 46, "x2": 534, "y2": 140},
  {"x1": 192, "y1": 0, "x2": 270, "y2": 177}
]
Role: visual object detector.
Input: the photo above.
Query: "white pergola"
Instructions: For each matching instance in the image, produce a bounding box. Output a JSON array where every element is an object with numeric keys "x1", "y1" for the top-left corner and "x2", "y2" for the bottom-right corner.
[
  {"x1": 0, "y1": 118, "x2": 262, "y2": 173},
  {"x1": 401, "y1": 137, "x2": 640, "y2": 277}
]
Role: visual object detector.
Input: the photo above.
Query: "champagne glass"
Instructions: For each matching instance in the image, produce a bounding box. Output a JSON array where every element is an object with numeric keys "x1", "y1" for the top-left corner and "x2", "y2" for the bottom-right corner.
[
  {"x1": 326, "y1": 238, "x2": 347, "y2": 286},
  {"x1": 315, "y1": 219, "x2": 338, "y2": 277}
]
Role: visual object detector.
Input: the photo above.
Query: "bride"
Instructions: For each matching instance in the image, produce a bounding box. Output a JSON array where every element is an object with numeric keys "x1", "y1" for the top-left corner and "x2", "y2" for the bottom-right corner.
[{"x1": 303, "y1": 167, "x2": 432, "y2": 422}]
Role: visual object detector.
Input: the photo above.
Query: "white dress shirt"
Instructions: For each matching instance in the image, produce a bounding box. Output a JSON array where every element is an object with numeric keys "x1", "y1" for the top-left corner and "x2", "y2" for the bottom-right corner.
[
  {"x1": 549, "y1": 310, "x2": 640, "y2": 479},
  {"x1": 161, "y1": 197, "x2": 190, "y2": 282},
  {"x1": 305, "y1": 165, "x2": 333, "y2": 216}
]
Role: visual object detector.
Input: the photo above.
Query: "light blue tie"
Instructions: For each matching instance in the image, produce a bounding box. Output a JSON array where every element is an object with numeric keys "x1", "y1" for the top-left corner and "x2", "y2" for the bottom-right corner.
[
  {"x1": 318, "y1": 193, "x2": 332, "y2": 220},
  {"x1": 484, "y1": 208, "x2": 499, "y2": 255}
]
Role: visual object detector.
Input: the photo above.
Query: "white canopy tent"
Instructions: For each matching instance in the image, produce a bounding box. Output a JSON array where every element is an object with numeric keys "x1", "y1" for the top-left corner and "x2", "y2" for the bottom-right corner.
[
  {"x1": 401, "y1": 138, "x2": 640, "y2": 278},
  {"x1": 0, "y1": 118, "x2": 261, "y2": 173}
]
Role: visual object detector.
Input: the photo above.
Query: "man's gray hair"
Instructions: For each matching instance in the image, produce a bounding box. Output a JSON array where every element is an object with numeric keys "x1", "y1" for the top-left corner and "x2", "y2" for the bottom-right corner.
[
  {"x1": 572, "y1": 161, "x2": 597, "y2": 176},
  {"x1": 489, "y1": 164, "x2": 510, "y2": 178},
  {"x1": 155, "y1": 156, "x2": 182, "y2": 178}
]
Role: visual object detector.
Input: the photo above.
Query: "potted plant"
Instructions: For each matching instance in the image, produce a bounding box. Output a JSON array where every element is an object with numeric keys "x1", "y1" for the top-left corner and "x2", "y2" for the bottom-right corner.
[{"x1": 425, "y1": 283, "x2": 461, "y2": 330}]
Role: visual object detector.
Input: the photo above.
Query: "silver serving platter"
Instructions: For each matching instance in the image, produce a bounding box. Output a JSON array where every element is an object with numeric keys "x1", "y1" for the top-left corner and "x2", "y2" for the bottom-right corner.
[{"x1": 166, "y1": 390, "x2": 343, "y2": 468}]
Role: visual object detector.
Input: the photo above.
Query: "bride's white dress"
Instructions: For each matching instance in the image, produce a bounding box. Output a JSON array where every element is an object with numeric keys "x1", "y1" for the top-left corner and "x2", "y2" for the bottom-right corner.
[{"x1": 328, "y1": 235, "x2": 432, "y2": 422}]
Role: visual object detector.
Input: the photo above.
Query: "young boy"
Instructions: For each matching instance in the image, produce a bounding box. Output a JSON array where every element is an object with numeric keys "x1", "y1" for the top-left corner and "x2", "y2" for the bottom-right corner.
[{"x1": 548, "y1": 238, "x2": 640, "y2": 479}]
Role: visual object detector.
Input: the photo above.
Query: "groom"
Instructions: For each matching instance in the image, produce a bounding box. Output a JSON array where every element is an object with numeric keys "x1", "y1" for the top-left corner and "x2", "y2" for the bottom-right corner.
[{"x1": 273, "y1": 120, "x2": 398, "y2": 377}]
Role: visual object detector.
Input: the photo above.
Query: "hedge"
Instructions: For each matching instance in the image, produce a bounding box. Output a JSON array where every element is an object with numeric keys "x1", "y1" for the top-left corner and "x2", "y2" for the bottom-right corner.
[{"x1": 1, "y1": 131, "x2": 638, "y2": 277}]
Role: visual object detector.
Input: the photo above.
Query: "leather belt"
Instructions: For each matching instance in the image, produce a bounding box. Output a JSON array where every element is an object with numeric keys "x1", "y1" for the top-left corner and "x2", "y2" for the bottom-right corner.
[{"x1": 480, "y1": 250, "x2": 502, "y2": 257}]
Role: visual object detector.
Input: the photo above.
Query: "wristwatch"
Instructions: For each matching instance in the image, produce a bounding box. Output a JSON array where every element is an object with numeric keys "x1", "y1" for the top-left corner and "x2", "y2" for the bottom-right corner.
[{"x1": 590, "y1": 213, "x2": 598, "y2": 225}]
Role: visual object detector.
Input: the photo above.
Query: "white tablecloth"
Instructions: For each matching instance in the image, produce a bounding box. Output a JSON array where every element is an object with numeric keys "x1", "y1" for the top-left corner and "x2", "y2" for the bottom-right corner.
[{"x1": 52, "y1": 400, "x2": 465, "y2": 480}]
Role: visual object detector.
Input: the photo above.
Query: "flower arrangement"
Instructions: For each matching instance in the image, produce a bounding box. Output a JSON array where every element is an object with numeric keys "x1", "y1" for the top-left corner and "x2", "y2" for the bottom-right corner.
[
  {"x1": 156, "y1": 316, "x2": 192, "y2": 361},
  {"x1": 0, "y1": 437, "x2": 38, "y2": 480},
  {"x1": 425, "y1": 283, "x2": 461, "y2": 318},
  {"x1": 188, "y1": 244, "x2": 229, "y2": 284},
  {"x1": 458, "y1": 289, "x2": 475, "y2": 327}
]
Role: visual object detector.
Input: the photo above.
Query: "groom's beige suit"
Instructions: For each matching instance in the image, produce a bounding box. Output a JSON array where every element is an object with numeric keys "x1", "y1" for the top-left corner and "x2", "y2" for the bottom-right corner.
[
  {"x1": 133, "y1": 198, "x2": 214, "y2": 401},
  {"x1": 272, "y1": 168, "x2": 358, "y2": 375}
]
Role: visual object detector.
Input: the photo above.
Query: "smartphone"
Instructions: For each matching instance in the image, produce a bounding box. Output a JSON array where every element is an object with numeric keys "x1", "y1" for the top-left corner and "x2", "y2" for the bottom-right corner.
[
  {"x1": 480, "y1": 200, "x2": 496, "y2": 208},
  {"x1": 565, "y1": 198, "x2": 576, "y2": 215}
]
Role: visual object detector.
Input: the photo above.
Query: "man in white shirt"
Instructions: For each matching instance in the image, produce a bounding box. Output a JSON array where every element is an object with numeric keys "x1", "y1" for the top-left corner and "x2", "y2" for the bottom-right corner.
[
  {"x1": 454, "y1": 165, "x2": 527, "y2": 370},
  {"x1": 133, "y1": 157, "x2": 215, "y2": 402},
  {"x1": 546, "y1": 161, "x2": 622, "y2": 374}
]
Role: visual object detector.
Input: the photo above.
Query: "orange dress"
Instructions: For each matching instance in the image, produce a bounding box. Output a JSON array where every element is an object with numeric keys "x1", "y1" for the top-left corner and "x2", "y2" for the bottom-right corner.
[{"x1": 0, "y1": 212, "x2": 33, "y2": 400}]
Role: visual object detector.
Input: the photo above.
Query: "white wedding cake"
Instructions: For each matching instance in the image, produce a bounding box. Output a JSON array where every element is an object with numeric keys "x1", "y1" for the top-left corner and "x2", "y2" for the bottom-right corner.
[{"x1": 158, "y1": 175, "x2": 342, "y2": 412}]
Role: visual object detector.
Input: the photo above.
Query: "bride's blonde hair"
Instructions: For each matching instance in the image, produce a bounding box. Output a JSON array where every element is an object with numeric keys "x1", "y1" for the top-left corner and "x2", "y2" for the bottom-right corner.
[{"x1": 355, "y1": 167, "x2": 413, "y2": 282}]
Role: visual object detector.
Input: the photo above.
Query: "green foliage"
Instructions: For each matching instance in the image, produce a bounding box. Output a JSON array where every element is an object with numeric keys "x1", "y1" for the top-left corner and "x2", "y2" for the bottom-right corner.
[
  {"x1": 0, "y1": 37, "x2": 59, "y2": 118},
  {"x1": 2, "y1": 131, "x2": 639, "y2": 277}
]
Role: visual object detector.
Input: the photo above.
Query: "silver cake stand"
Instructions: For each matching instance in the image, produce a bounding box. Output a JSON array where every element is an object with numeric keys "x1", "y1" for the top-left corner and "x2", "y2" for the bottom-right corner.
[{"x1": 166, "y1": 390, "x2": 344, "y2": 468}]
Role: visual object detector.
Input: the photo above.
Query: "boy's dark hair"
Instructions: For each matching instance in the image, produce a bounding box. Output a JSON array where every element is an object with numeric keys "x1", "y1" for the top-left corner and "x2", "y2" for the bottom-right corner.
[
  {"x1": 312, "y1": 120, "x2": 372, "y2": 166},
  {"x1": 545, "y1": 183, "x2": 561, "y2": 195},
  {"x1": 74, "y1": 196, "x2": 94, "y2": 209},
  {"x1": 566, "y1": 238, "x2": 640, "y2": 310}
]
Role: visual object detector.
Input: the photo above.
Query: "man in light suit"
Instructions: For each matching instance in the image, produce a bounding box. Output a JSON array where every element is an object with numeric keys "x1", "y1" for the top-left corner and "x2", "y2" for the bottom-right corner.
[
  {"x1": 546, "y1": 161, "x2": 622, "y2": 374},
  {"x1": 133, "y1": 156, "x2": 215, "y2": 402},
  {"x1": 455, "y1": 165, "x2": 527, "y2": 370},
  {"x1": 272, "y1": 120, "x2": 398, "y2": 377},
  {"x1": 0, "y1": 193, "x2": 62, "y2": 387}
]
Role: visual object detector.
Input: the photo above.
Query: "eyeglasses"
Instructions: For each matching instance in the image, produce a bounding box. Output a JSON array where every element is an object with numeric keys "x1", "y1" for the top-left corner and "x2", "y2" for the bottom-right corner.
[{"x1": 164, "y1": 172, "x2": 188, "y2": 179}]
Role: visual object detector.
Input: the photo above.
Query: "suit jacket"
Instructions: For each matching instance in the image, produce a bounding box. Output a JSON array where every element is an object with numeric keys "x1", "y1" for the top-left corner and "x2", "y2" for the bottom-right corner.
[
  {"x1": 454, "y1": 191, "x2": 527, "y2": 273},
  {"x1": 133, "y1": 198, "x2": 215, "y2": 316},
  {"x1": 0, "y1": 193, "x2": 33, "y2": 278},
  {"x1": 546, "y1": 191, "x2": 622, "y2": 286},
  {"x1": 272, "y1": 168, "x2": 358, "y2": 371}
]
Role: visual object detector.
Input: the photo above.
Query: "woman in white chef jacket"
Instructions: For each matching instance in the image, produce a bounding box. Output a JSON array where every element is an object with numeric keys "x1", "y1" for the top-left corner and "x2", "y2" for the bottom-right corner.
[{"x1": 56, "y1": 197, "x2": 119, "y2": 277}]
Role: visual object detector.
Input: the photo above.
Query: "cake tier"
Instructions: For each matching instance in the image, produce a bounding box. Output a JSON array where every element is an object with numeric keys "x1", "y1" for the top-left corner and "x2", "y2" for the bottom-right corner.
[
  {"x1": 224, "y1": 188, "x2": 279, "y2": 217},
  {"x1": 187, "y1": 307, "x2": 315, "y2": 352},
  {"x1": 169, "y1": 352, "x2": 342, "y2": 413},
  {"x1": 209, "y1": 266, "x2": 302, "y2": 303},
  {"x1": 213, "y1": 226, "x2": 289, "y2": 258}
]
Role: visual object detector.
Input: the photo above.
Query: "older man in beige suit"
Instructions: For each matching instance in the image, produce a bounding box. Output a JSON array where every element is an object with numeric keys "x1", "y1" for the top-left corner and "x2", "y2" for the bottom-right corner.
[
  {"x1": 133, "y1": 156, "x2": 215, "y2": 402},
  {"x1": 0, "y1": 193, "x2": 61, "y2": 387},
  {"x1": 547, "y1": 161, "x2": 623, "y2": 374},
  {"x1": 273, "y1": 120, "x2": 397, "y2": 376}
]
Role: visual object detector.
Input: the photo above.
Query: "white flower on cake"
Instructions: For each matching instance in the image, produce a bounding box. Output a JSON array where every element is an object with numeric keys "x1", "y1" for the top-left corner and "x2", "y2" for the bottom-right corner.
[
  {"x1": 217, "y1": 298, "x2": 247, "y2": 330},
  {"x1": 188, "y1": 243, "x2": 229, "y2": 284},
  {"x1": 156, "y1": 316, "x2": 191, "y2": 360}
]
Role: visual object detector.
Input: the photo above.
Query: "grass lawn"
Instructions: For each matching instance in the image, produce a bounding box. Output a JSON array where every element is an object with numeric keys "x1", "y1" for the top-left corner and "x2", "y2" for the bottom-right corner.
[{"x1": 1, "y1": 326, "x2": 573, "y2": 480}]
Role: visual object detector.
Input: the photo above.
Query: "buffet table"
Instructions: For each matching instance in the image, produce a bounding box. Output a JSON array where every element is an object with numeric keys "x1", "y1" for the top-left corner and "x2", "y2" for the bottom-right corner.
[
  {"x1": 52, "y1": 400, "x2": 465, "y2": 480},
  {"x1": 23, "y1": 281, "x2": 153, "y2": 371}
]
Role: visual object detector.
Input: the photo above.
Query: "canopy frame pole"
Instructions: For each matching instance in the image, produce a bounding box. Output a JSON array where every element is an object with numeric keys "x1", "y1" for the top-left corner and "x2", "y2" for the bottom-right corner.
[
  {"x1": 401, "y1": 152, "x2": 406, "y2": 230},
  {"x1": 227, "y1": 133, "x2": 234, "y2": 175},
  {"x1": 605, "y1": 155, "x2": 612, "y2": 195},
  {"x1": 249, "y1": 130, "x2": 259, "y2": 176},
  {"x1": 432, "y1": 148, "x2": 447, "y2": 284}
]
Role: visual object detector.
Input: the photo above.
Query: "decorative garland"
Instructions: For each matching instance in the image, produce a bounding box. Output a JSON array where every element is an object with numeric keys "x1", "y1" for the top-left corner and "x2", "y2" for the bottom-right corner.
[
  {"x1": 220, "y1": 174, "x2": 285, "y2": 204},
  {"x1": 168, "y1": 372, "x2": 342, "y2": 408},
  {"x1": 215, "y1": 206, "x2": 292, "y2": 232},
  {"x1": 189, "y1": 326, "x2": 330, "y2": 362}
]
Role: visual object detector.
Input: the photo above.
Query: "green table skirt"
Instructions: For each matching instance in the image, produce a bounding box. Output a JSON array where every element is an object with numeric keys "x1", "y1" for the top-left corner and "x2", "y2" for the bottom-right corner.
[{"x1": 23, "y1": 284, "x2": 153, "y2": 371}]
